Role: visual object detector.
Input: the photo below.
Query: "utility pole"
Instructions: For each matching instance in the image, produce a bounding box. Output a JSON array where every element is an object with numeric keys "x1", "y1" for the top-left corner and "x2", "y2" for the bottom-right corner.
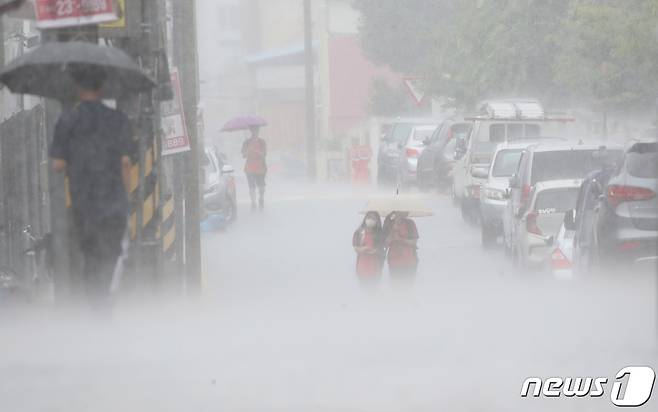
[
  {"x1": 172, "y1": 0, "x2": 202, "y2": 296},
  {"x1": 304, "y1": 0, "x2": 317, "y2": 179},
  {"x1": 0, "y1": 16, "x2": 4, "y2": 71}
]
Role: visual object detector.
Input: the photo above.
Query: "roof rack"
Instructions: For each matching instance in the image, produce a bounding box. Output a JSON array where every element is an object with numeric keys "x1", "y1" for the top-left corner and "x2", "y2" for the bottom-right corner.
[{"x1": 463, "y1": 100, "x2": 575, "y2": 122}]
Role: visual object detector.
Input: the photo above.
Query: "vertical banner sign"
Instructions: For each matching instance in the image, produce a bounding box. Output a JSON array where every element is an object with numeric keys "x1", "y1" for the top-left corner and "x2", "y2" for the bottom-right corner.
[
  {"x1": 34, "y1": 0, "x2": 119, "y2": 29},
  {"x1": 161, "y1": 69, "x2": 191, "y2": 156}
]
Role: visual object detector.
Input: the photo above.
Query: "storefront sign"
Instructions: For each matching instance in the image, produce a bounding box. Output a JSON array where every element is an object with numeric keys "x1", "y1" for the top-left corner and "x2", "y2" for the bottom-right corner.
[
  {"x1": 34, "y1": 0, "x2": 119, "y2": 29},
  {"x1": 161, "y1": 69, "x2": 191, "y2": 156}
]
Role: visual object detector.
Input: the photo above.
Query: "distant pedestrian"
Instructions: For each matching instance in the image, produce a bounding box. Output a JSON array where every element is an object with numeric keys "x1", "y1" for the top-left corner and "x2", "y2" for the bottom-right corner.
[
  {"x1": 352, "y1": 211, "x2": 384, "y2": 280},
  {"x1": 242, "y1": 126, "x2": 267, "y2": 211},
  {"x1": 384, "y1": 211, "x2": 419, "y2": 277},
  {"x1": 49, "y1": 64, "x2": 134, "y2": 309}
]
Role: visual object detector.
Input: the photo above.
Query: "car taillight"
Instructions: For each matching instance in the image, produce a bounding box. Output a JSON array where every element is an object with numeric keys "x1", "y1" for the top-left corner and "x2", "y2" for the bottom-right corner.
[
  {"x1": 521, "y1": 184, "x2": 532, "y2": 206},
  {"x1": 526, "y1": 211, "x2": 542, "y2": 235},
  {"x1": 551, "y1": 248, "x2": 571, "y2": 270},
  {"x1": 617, "y1": 240, "x2": 641, "y2": 251},
  {"x1": 607, "y1": 185, "x2": 656, "y2": 207},
  {"x1": 405, "y1": 148, "x2": 420, "y2": 158}
]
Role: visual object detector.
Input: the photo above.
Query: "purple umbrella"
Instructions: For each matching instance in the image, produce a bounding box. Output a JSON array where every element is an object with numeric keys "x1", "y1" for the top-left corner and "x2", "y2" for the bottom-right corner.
[{"x1": 221, "y1": 115, "x2": 268, "y2": 132}]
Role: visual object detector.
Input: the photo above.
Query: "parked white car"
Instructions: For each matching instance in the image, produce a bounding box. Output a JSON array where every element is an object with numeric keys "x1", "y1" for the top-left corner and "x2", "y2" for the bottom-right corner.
[
  {"x1": 395, "y1": 124, "x2": 439, "y2": 188},
  {"x1": 514, "y1": 179, "x2": 582, "y2": 270},
  {"x1": 479, "y1": 139, "x2": 561, "y2": 247}
]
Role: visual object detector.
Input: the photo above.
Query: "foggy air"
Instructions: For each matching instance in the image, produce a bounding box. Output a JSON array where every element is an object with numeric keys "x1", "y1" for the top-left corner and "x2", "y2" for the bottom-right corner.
[{"x1": 0, "y1": 1, "x2": 656, "y2": 411}]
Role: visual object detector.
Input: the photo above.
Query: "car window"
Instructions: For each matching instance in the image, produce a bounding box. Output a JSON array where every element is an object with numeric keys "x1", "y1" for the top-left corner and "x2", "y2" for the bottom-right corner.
[
  {"x1": 626, "y1": 143, "x2": 657, "y2": 178},
  {"x1": 443, "y1": 138, "x2": 457, "y2": 157},
  {"x1": 203, "y1": 152, "x2": 218, "y2": 174},
  {"x1": 452, "y1": 123, "x2": 472, "y2": 139},
  {"x1": 391, "y1": 123, "x2": 414, "y2": 143},
  {"x1": 535, "y1": 188, "x2": 579, "y2": 212},
  {"x1": 491, "y1": 149, "x2": 523, "y2": 177},
  {"x1": 508, "y1": 124, "x2": 524, "y2": 139},
  {"x1": 531, "y1": 149, "x2": 623, "y2": 184},
  {"x1": 412, "y1": 127, "x2": 436, "y2": 142},
  {"x1": 430, "y1": 123, "x2": 445, "y2": 143},
  {"x1": 490, "y1": 124, "x2": 505, "y2": 143}
]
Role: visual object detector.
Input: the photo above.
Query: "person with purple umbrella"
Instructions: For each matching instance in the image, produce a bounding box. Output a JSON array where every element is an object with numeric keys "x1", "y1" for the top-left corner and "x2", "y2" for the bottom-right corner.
[{"x1": 241, "y1": 126, "x2": 267, "y2": 211}]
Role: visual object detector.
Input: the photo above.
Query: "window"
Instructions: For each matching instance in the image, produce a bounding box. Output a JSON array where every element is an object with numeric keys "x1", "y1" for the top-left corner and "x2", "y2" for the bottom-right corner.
[
  {"x1": 490, "y1": 124, "x2": 505, "y2": 143},
  {"x1": 492, "y1": 149, "x2": 523, "y2": 177},
  {"x1": 626, "y1": 143, "x2": 657, "y2": 178},
  {"x1": 412, "y1": 127, "x2": 436, "y2": 142},
  {"x1": 391, "y1": 123, "x2": 414, "y2": 143},
  {"x1": 486, "y1": 123, "x2": 542, "y2": 142},
  {"x1": 508, "y1": 124, "x2": 524, "y2": 139},
  {"x1": 535, "y1": 188, "x2": 580, "y2": 212},
  {"x1": 531, "y1": 149, "x2": 623, "y2": 184},
  {"x1": 443, "y1": 138, "x2": 457, "y2": 158}
]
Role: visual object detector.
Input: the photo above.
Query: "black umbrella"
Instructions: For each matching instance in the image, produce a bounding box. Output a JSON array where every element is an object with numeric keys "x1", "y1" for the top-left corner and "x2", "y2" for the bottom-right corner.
[{"x1": 0, "y1": 41, "x2": 156, "y2": 100}]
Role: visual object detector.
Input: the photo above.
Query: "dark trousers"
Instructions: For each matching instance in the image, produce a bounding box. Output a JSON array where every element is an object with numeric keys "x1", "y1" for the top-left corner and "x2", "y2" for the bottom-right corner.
[{"x1": 74, "y1": 213, "x2": 127, "y2": 306}]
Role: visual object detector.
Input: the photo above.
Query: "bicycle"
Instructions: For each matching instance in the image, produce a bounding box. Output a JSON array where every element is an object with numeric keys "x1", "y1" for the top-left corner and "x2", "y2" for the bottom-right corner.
[
  {"x1": 0, "y1": 225, "x2": 54, "y2": 304},
  {"x1": 21, "y1": 225, "x2": 54, "y2": 302}
]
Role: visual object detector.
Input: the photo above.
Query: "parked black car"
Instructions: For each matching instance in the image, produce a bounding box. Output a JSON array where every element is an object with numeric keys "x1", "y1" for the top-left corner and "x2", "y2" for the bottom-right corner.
[
  {"x1": 416, "y1": 119, "x2": 473, "y2": 191},
  {"x1": 377, "y1": 119, "x2": 437, "y2": 186},
  {"x1": 569, "y1": 139, "x2": 658, "y2": 274}
]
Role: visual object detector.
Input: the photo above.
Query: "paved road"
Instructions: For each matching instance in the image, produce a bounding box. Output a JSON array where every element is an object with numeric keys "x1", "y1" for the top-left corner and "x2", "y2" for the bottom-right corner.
[{"x1": 1, "y1": 177, "x2": 656, "y2": 411}]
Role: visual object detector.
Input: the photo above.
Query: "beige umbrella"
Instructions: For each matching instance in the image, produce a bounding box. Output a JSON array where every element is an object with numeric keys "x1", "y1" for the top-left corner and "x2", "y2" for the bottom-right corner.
[{"x1": 360, "y1": 195, "x2": 434, "y2": 217}]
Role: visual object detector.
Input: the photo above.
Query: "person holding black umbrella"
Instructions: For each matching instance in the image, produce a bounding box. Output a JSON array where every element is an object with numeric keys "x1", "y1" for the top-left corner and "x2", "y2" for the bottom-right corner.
[{"x1": 49, "y1": 64, "x2": 135, "y2": 309}]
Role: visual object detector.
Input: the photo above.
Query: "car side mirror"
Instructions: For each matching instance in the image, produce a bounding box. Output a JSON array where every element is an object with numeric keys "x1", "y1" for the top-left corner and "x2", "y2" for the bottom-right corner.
[
  {"x1": 509, "y1": 174, "x2": 520, "y2": 188},
  {"x1": 221, "y1": 165, "x2": 235, "y2": 174},
  {"x1": 544, "y1": 235, "x2": 555, "y2": 245},
  {"x1": 422, "y1": 137, "x2": 431, "y2": 146},
  {"x1": 504, "y1": 188, "x2": 511, "y2": 199},
  {"x1": 563, "y1": 209, "x2": 576, "y2": 231}
]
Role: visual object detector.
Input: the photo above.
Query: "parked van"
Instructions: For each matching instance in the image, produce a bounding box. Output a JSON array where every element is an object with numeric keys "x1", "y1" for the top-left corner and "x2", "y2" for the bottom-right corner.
[{"x1": 452, "y1": 99, "x2": 573, "y2": 223}]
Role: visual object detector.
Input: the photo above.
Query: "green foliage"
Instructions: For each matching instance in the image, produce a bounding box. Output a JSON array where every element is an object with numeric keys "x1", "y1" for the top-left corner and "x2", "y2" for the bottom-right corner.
[
  {"x1": 368, "y1": 78, "x2": 415, "y2": 116},
  {"x1": 555, "y1": 1, "x2": 658, "y2": 111},
  {"x1": 354, "y1": 0, "x2": 658, "y2": 111}
]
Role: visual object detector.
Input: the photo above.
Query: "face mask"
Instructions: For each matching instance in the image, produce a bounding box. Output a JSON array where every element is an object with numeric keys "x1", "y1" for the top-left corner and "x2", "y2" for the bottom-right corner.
[{"x1": 365, "y1": 218, "x2": 376, "y2": 228}]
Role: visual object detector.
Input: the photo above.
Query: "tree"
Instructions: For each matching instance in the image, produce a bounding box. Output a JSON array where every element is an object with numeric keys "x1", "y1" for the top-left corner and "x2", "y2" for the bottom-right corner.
[
  {"x1": 355, "y1": 0, "x2": 658, "y2": 113},
  {"x1": 368, "y1": 78, "x2": 416, "y2": 116},
  {"x1": 353, "y1": 0, "x2": 450, "y2": 74},
  {"x1": 555, "y1": 1, "x2": 658, "y2": 113}
]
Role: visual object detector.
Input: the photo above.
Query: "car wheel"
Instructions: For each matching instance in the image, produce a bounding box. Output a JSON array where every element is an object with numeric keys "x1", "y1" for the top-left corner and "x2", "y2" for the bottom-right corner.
[
  {"x1": 460, "y1": 201, "x2": 472, "y2": 224},
  {"x1": 395, "y1": 171, "x2": 407, "y2": 193},
  {"x1": 481, "y1": 223, "x2": 497, "y2": 249},
  {"x1": 418, "y1": 172, "x2": 429, "y2": 192},
  {"x1": 230, "y1": 199, "x2": 238, "y2": 221},
  {"x1": 451, "y1": 183, "x2": 459, "y2": 206},
  {"x1": 513, "y1": 245, "x2": 526, "y2": 271},
  {"x1": 503, "y1": 233, "x2": 513, "y2": 258}
]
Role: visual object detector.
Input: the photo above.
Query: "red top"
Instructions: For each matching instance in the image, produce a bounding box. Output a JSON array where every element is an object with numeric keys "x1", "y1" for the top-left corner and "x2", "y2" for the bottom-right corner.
[
  {"x1": 353, "y1": 228, "x2": 382, "y2": 277},
  {"x1": 386, "y1": 219, "x2": 419, "y2": 268},
  {"x1": 242, "y1": 137, "x2": 267, "y2": 175}
]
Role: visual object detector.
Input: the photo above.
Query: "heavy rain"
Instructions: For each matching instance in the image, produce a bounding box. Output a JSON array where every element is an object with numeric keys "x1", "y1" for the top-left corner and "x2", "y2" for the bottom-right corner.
[{"x1": 0, "y1": 1, "x2": 657, "y2": 411}]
